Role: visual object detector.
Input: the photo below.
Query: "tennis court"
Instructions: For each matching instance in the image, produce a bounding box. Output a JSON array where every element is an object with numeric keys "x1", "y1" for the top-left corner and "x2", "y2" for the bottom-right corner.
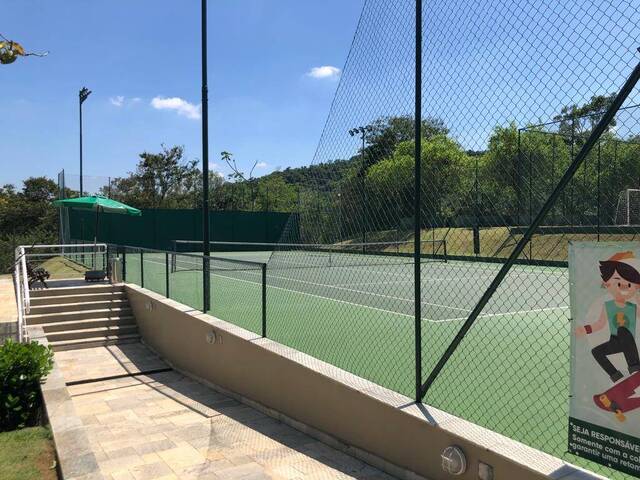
[{"x1": 121, "y1": 241, "x2": 572, "y2": 462}]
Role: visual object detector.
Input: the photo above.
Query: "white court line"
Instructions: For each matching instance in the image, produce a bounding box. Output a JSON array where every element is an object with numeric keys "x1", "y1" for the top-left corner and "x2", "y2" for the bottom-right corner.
[
  {"x1": 331, "y1": 274, "x2": 498, "y2": 287},
  {"x1": 431, "y1": 261, "x2": 569, "y2": 278},
  {"x1": 144, "y1": 258, "x2": 568, "y2": 324},
  {"x1": 209, "y1": 271, "x2": 425, "y2": 321},
  {"x1": 212, "y1": 272, "x2": 569, "y2": 326},
  {"x1": 426, "y1": 305, "x2": 570, "y2": 324},
  {"x1": 168, "y1": 257, "x2": 467, "y2": 312},
  {"x1": 220, "y1": 265, "x2": 470, "y2": 313}
]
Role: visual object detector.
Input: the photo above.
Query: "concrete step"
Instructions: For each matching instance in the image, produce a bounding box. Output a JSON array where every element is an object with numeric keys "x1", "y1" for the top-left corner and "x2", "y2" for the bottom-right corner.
[
  {"x1": 31, "y1": 291, "x2": 128, "y2": 306},
  {"x1": 49, "y1": 334, "x2": 141, "y2": 352},
  {"x1": 29, "y1": 284, "x2": 124, "y2": 298},
  {"x1": 27, "y1": 307, "x2": 133, "y2": 325},
  {"x1": 41, "y1": 316, "x2": 136, "y2": 333},
  {"x1": 29, "y1": 299, "x2": 129, "y2": 315},
  {"x1": 46, "y1": 325, "x2": 139, "y2": 342}
]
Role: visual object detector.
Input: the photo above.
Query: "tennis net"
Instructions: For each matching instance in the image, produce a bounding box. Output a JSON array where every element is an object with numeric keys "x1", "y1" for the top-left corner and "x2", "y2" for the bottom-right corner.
[
  {"x1": 171, "y1": 251, "x2": 266, "y2": 275},
  {"x1": 171, "y1": 239, "x2": 447, "y2": 271}
]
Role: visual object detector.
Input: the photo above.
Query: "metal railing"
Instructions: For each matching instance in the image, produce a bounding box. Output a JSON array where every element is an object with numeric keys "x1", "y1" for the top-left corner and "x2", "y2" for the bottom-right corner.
[
  {"x1": 11, "y1": 243, "x2": 110, "y2": 342},
  {"x1": 109, "y1": 244, "x2": 268, "y2": 337},
  {"x1": 13, "y1": 247, "x2": 27, "y2": 342}
]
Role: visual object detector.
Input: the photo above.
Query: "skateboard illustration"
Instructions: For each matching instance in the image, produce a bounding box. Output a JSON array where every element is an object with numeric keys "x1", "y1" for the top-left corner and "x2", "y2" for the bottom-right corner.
[{"x1": 594, "y1": 371, "x2": 640, "y2": 422}]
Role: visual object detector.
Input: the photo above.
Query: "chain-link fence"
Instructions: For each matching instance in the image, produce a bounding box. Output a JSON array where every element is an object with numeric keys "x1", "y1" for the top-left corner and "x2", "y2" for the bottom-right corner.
[{"x1": 261, "y1": 1, "x2": 640, "y2": 478}]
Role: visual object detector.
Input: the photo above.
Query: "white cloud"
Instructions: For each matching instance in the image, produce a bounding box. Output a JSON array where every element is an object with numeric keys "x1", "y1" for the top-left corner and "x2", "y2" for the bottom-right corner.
[
  {"x1": 109, "y1": 96, "x2": 125, "y2": 107},
  {"x1": 150, "y1": 96, "x2": 201, "y2": 120},
  {"x1": 131, "y1": 97, "x2": 142, "y2": 103},
  {"x1": 255, "y1": 161, "x2": 268, "y2": 168},
  {"x1": 306, "y1": 65, "x2": 341, "y2": 80}
]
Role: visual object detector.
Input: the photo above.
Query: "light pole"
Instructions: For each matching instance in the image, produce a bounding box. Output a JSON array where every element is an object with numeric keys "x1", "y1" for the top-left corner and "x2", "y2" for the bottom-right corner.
[
  {"x1": 349, "y1": 126, "x2": 371, "y2": 250},
  {"x1": 201, "y1": 0, "x2": 211, "y2": 312},
  {"x1": 79, "y1": 87, "x2": 91, "y2": 197}
]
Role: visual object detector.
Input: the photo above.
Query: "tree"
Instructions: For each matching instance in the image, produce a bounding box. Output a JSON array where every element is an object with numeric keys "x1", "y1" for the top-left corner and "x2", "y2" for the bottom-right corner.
[
  {"x1": 22, "y1": 177, "x2": 57, "y2": 203},
  {"x1": 0, "y1": 177, "x2": 59, "y2": 272},
  {"x1": 109, "y1": 145, "x2": 200, "y2": 208},
  {"x1": 364, "y1": 115, "x2": 449, "y2": 167},
  {"x1": 554, "y1": 94, "x2": 617, "y2": 138},
  {"x1": 361, "y1": 135, "x2": 471, "y2": 234}
]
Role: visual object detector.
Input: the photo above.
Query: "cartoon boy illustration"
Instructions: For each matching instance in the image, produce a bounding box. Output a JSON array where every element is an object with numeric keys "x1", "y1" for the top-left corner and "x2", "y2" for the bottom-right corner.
[{"x1": 576, "y1": 251, "x2": 640, "y2": 383}]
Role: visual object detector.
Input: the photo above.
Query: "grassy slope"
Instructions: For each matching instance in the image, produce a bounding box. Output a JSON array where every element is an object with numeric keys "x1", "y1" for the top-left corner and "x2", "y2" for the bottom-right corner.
[
  {"x1": 0, "y1": 427, "x2": 57, "y2": 480},
  {"x1": 353, "y1": 225, "x2": 640, "y2": 262}
]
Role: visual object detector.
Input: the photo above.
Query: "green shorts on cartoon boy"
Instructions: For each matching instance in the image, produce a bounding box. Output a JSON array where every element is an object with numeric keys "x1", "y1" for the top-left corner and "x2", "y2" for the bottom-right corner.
[{"x1": 576, "y1": 251, "x2": 640, "y2": 383}]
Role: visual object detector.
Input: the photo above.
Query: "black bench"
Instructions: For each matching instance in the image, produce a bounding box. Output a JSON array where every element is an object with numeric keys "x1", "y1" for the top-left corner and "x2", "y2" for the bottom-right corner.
[{"x1": 26, "y1": 262, "x2": 50, "y2": 289}]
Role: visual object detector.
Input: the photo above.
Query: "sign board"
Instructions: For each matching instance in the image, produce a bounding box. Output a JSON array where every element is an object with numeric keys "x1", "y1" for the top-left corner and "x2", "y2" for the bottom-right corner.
[{"x1": 569, "y1": 242, "x2": 640, "y2": 476}]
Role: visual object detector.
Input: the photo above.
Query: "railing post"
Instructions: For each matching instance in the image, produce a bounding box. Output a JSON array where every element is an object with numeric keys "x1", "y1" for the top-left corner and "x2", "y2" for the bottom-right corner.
[
  {"x1": 106, "y1": 244, "x2": 111, "y2": 280},
  {"x1": 202, "y1": 257, "x2": 209, "y2": 313},
  {"x1": 261, "y1": 263, "x2": 267, "y2": 338},
  {"x1": 122, "y1": 248, "x2": 127, "y2": 282},
  {"x1": 165, "y1": 252, "x2": 170, "y2": 297},
  {"x1": 140, "y1": 250, "x2": 144, "y2": 288}
]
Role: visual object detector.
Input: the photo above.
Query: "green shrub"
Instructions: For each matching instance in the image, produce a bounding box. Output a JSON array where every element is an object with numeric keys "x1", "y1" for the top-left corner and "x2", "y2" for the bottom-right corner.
[{"x1": 0, "y1": 340, "x2": 53, "y2": 431}]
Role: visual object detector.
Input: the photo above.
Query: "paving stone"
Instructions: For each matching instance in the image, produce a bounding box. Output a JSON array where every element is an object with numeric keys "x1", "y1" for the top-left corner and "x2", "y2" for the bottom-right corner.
[
  {"x1": 54, "y1": 343, "x2": 395, "y2": 480},
  {"x1": 130, "y1": 461, "x2": 173, "y2": 480},
  {"x1": 134, "y1": 438, "x2": 177, "y2": 456}
]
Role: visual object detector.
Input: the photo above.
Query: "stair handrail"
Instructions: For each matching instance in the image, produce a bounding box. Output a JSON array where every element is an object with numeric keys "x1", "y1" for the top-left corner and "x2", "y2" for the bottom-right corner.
[
  {"x1": 20, "y1": 247, "x2": 30, "y2": 317},
  {"x1": 13, "y1": 247, "x2": 26, "y2": 342}
]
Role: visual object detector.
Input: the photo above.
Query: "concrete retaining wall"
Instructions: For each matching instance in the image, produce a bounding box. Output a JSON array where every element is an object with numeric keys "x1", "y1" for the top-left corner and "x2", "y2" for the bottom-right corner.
[{"x1": 126, "y1": 284, "x2": 602, "y2": 480}]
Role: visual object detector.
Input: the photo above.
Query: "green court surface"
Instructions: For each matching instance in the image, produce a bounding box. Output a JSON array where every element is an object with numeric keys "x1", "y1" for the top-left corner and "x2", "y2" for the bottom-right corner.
[{"x1": 124, "y1": 249, "x2": 578, "y2": 470}]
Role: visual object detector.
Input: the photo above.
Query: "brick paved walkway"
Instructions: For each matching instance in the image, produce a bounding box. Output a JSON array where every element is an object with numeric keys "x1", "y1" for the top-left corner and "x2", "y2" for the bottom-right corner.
[{"x1": 57, "y1": 344, "x2": 395, "y2": 480}]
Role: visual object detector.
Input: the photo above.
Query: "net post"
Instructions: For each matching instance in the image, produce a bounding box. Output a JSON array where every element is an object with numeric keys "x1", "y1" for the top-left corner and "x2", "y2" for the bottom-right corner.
[
  {"x1": 261, "y1": 263, "x2": 267, "y2": 338},
  {"x1": 140, "y1": 250, "x2": 144, "y2": 288},
  {"x1": 165, "y1": 252, "x2": 170, "y2": 297}
]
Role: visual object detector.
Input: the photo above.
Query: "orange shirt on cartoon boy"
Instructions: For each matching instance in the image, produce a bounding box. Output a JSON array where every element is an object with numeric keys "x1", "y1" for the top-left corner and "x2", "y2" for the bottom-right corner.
[{"x1": 576, "y1": 251, "x2": 640, "y2": 383}]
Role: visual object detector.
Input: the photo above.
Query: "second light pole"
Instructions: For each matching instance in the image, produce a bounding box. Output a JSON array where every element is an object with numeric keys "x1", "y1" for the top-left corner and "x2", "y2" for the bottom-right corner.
[{"x1": 79, "y1": 87, "x2": 91, "y2": 197}]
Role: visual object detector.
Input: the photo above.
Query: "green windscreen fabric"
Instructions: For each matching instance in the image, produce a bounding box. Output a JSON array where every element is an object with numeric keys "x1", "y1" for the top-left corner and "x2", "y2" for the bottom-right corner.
[{"x1": 69, "y1": 208, "x2": 296, "y2": 249}]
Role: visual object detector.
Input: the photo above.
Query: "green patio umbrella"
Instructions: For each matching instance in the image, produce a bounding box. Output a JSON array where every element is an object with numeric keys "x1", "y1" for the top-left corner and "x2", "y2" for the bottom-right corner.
[{"x1": 53, "y1": 195, "x2": 142, "y2": 257}]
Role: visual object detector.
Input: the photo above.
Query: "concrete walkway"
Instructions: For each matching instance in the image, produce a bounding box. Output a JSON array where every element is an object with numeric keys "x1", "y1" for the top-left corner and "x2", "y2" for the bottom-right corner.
[
  {"x1": 0, "y1": 276, "x2": 18, "y2": 341},
  {"x1": 57, "y1": 343, "x2": 395, "y2": 480}
]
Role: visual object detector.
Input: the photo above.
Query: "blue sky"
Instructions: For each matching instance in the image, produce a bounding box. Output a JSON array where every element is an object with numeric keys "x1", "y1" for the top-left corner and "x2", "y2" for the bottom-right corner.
[{"x1": 0, "y1": 0, "x2": 364, "y2": 189}]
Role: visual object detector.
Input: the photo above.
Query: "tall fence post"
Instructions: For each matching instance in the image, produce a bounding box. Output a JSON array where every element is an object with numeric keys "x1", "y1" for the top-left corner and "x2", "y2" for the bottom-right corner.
[
  {"x1": 597, "y1": 140, "x2": 601, "y2": 241},
  {"x1": 140, "y1": 250, "x2": 144, "y2": 288},
  {"x1": 261, "y1": 263, "x2": 267, "y2": 338},
  {"x1": 419, "y1": 57, "x2": 640, "y2": 400},
  {"x1": 414, "y1": 0, "x2": 423, "y2": 403},
  {"x1": 473, "y1": 154, "x2": 480, "y2": 255}
]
